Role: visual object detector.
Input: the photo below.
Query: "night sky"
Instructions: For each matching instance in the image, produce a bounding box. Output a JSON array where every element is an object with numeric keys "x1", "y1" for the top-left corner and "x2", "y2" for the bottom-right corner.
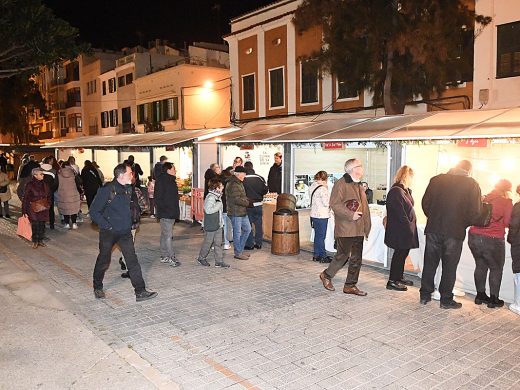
[{"x1": 43, "y1": 0, "x2": 275, "y2": 50}]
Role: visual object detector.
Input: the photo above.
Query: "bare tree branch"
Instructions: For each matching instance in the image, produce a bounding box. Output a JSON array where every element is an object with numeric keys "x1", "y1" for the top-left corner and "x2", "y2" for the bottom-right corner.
[
  {"x1": 0, "y1": 44, "x2": 25, "y2": 58},
  {"x1": 0, "y1": 49, "x2": 33, "y2": 64}
]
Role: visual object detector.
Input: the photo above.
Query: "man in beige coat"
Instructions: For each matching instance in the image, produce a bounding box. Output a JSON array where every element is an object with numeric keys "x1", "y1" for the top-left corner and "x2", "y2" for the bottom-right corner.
[{"x1": 320, "y1": 158, "x2": 371, "y2": 296}]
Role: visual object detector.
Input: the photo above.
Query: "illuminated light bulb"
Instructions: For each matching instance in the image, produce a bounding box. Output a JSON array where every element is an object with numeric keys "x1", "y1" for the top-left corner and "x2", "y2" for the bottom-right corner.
[
  {"x1": 477, "y1": 160, "x2": 487, "y2": 170},
  {"x1": 203, "y1": 81, "x2": 213, "y2": 90},
  {"x1": 501, "y1": 157, "x2": 515, "y2": 171}
]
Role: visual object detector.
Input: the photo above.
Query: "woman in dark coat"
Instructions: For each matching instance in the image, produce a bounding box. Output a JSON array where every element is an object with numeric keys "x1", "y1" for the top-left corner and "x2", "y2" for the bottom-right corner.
[
  {"x1": 80, "y1": 160, "x2": 102, "y2": 208},
  {"x1": 384, "y1": 165, "x2": 419, "y2": 291},
  {"x1": 22, "y1": 168, "x2": 51, "y2": 249}
]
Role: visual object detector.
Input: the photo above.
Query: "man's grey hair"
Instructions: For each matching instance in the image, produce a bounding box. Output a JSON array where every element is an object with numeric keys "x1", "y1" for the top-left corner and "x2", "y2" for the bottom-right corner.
[
  {"x1": 210, "y1": 163, "x2": 219, "y2": 170},
  {"x1": 344, "y1": 158, "x2": 359, "y2": 174}
]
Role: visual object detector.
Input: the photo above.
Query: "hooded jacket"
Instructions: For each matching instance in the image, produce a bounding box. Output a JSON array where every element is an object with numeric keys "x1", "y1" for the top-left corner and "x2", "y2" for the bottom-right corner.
[
  {"x1": 330, "y1": 173, "x2": 371, "y2": 239},
  {"x1": 57, "y1": 167, "x2": 81, "y2": 215}
]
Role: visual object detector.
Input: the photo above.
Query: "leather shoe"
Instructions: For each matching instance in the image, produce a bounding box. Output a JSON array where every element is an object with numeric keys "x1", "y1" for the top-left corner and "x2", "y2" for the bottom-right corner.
[
  {"x1": 319, "y1": 256, "x2": 332, "y2": 264},
  {"x1": 440, "y1": 300, "x2": 462, "y2": 309},
  {"x1": 254, "y1": 244, "x2": 262, "y2": 249},
  {"x1": 386, "y1": 280, "x2": 407, "y2": 291},
  {"x1": 319, "y1": 271, "x2": 335, "y2": 291},
  {"x1": 420, "y1": 295, "x2": 431, "y2": 305},
  {"x1": 399, "y1": 278, "x2": 414, "y2": 286},
  {"x1": 94, "y1": 289, "x2": 106, "y2": 299},
  {"x1": 343, "y1": 286, "x2": 367, "y2": 296},
  {"x1": 244, "y1": 245, "x2": 255, "y2": 250},
  {"x1": 313, "y1": 256, "x2": 323, "y2": 262}
]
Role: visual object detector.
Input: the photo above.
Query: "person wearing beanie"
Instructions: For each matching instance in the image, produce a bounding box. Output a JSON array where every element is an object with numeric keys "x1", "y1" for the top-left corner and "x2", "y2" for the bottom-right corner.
[{"x1": 226, "y1": 165, "x2": 251, "y2": 260}]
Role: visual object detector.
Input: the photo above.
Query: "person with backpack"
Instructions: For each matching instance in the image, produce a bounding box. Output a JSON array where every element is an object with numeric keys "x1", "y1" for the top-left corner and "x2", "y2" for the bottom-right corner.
[
  {"x1": 196, "y1": 178, "x2": 230, "y2": 268},
  {"x1": 309, "y1": 171, "x2": 331, "y2": 263},
  {"x1": 89, "y1": 163, "x2": 157, "y2": 302}
]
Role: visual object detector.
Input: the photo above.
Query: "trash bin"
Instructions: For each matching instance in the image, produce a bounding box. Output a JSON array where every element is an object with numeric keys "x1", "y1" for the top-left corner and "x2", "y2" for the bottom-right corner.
[
  {"x1": 271, "y1": 209, "x2": 299, "y2": 256},
  {"x1": 276, "y1": 193, "x2": 296, "y2": 213}
]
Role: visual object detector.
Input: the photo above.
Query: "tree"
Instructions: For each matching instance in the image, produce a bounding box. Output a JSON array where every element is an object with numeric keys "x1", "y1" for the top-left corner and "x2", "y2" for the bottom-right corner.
[
  {"x1": 293, "y1": 0, "x2": 491, "y2": 115},
  {"x1": 0, "y1": 0, "x2": 89, "y2": 79},
  {"x1": 0, "y1": 76, "x2": 46, "y2": 144}
]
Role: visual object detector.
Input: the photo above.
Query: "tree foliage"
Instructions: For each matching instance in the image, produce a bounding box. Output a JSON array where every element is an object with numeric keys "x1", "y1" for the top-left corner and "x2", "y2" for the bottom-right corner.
[
  {"x1": 0, "y1": 76, "x2": 46, "y2": 143},
  {"x1": 293, "y1": 0, "x2": 492, "y2": 114},
  {"x1": 0, "y1": 0, "x2": 89, "y2": 79}
]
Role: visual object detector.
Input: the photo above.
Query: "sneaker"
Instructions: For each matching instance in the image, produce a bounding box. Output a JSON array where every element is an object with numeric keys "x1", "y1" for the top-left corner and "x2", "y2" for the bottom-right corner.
[
  {"x1": 160, "y1": 256, "x2": 170, "y2": 263},
  {"x1": 94, "y1": 289, "x2": 106, "y2": 299},
  {"x1": 136, "y1": 289, "x2": 158, "y2": 302},
  {"x1": 72, "y1": 223, "x2": 78, "y2": 230},
  {"x1": 234, "y1": 253, "x2": 249, "y2": 260},
  {"x1": 149, "y1": 214, "x2": 155, "y2": 218},
  {"x1": 5, "y1": 215, "x2": 10, "y2": 218},
  {"x1": 223, "y1": 244, "x2": 231, "y2": 250},
  {"x1": 215, "y1": 262, "x2": 230, "y2": 268},
  {"x1": 64, "y1": 223, "x2": 70, "y2": 229},
  {"x1": 166, "y1": 257, "x2": 181, "y2": 267},
  {"x1": 119, "y1": 257, "x2": 127, "y2": 271},
  {"x1": 197, "y1": 258, "x2": 211, "y2": 267}
]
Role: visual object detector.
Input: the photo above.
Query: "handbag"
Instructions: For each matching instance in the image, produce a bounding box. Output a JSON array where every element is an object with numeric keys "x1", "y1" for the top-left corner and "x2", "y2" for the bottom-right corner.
[
  {"x1": 309, "y1": 185, "x2": 323, "y2": 228},
  {"x1": 17, "y1": 215, "x2": 32, "y2": 241},
  {"x1": 345, "y1": 199, "x2": 360, "y2": 212},
  {"x1": 30, "y1": 198, "x2": 50, "y2": 213},
  {"x1": 473, "y1": 202, "x2": 493, "y2": 227}
]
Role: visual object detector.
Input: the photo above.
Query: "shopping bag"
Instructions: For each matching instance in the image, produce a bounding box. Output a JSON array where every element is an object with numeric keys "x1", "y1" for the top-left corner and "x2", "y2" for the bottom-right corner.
[{"x1": 17, "y1": 215, "x2": 32, "y2": 241}]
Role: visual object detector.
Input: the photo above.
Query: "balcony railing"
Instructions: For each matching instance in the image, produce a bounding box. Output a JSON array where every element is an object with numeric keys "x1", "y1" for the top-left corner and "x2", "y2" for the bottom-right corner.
[
  {"x1": 60, "y1": 128, "x2": 68, "y2": 137},
  {"x1": 118, "y1": 123, "x2": 134, "y2": 134},
  {"x1": 38, "y1": 131, "x2": 54, "y2": 140},
  {"x1": 65, "y1": 101, "x2": 81, "y2": 108}
]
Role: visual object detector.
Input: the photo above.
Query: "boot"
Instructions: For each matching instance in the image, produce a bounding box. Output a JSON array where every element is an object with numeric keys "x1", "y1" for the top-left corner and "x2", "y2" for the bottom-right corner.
[
  {"x1": 474, "y1": 291, "x2": 490, "y2": 305},
  {"x1": 487, "y1": 294, "x2": 504, "y2": 309},
  {"x1": 510, "y1": 273, "x2": 520, "y2": 315}
]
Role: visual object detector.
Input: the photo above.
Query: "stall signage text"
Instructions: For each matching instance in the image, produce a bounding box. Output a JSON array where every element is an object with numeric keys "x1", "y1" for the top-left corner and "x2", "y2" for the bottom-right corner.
[
  {"x1": 457, "y1": 139, "x2": 487, "y2": 148},
  {"x1": 240, "y1": 144, "x2": 254, "y2": 150},
  {"x1": 322, "y1": 142, "x2": 344, "y2": 150}
]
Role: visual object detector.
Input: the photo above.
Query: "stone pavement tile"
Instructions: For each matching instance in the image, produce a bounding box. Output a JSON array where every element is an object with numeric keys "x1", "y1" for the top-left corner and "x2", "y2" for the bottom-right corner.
[{"x1": 470, "y1": 368, "x2": 506, "y2": 387}]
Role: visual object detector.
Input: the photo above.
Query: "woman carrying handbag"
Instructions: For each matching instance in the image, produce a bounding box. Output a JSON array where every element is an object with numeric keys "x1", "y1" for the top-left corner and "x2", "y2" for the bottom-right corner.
[{"x1": 22, "y1": 168, "x2": 51, "y2": 249}]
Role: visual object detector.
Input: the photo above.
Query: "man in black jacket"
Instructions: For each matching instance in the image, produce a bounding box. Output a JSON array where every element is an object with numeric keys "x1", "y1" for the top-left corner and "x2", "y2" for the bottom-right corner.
[
  {"x1": 243, "y1": 162, "x2": 268, "y2": 250},
  {"x1": 267, "y1": 152, "x2": 282, "y2": 193},
  {"x1": 420, "y1": 160, "x2": 482, "y2": 309},
  {"x1": 90, "y1": 163, "x2": 157, "y2": 302},
  {"x1": 154, "y1": 162, "x2": 181, "y2": 267}
]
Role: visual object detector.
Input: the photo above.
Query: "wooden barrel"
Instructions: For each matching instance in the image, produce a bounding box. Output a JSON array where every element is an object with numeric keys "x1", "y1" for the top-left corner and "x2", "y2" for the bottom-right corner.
[
  {"x1": 276, "y1": 193, "x2": 296, "y2": 212},
  {"x1": 271, "y1": 209, "x2": 300, "y2": 256}
]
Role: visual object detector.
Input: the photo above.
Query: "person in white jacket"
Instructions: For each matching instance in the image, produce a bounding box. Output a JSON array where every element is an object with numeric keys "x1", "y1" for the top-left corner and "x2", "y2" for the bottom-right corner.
[
  {"x1": 309, "y1": 171, "x2": 331, "y2": 263},
  {"x1": 196, "y1": 178, "x2": 230, "y2": 268}
]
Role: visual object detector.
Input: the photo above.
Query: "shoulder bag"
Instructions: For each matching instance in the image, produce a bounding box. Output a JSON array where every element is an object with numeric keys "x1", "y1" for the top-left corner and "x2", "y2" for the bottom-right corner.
[{"x1": 309, "y1": 185, "x2": 323, "y2": 228}]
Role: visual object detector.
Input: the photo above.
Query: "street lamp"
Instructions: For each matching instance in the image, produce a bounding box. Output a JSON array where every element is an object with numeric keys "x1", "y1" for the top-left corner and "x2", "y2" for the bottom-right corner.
[{"x1": 180, "y1": 80, "x2": 216, "y2": 130}]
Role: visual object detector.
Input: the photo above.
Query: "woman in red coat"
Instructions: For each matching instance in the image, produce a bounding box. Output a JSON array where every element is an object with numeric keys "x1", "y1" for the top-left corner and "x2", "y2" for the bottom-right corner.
[
  {"x1": 469, "y1": 179, "x2": 513, "y2": 308},
  {"x1": 22, "y1": 167, "x2": 51, "y2": 248},
  {"x1": 384, "y1": 165, "x2": 419, "y2": 291}
]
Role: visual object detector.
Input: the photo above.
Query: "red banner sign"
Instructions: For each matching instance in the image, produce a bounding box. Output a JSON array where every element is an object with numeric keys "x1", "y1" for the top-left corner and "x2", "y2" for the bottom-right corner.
[
  {"x1": 240, "y1": 144, "x2": 254, "y2": 150},
  {"x1": 457, "y1": 139, "x2": 487, "y2": 148},
  {"x1": 322, "y1": 142, "x2": 344, "y2": 150}
]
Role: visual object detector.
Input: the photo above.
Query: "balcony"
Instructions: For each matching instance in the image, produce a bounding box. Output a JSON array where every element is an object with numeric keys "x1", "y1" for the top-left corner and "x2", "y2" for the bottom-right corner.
[
  {"x1": 60, "y1": 129, "x2": 68, "y2": 137},
  {"x1": 118, "y1": 123, "x2": 135, "y2": 134},
  {"x1": 38, "y1": 131, "x2": 54, "y2": 140},
  {"x1": 143, "y1": 121, "x2": 164, "y2": 133},
  {"x1": 65, "y1": 101, "x2": 81, "y2": 108}
]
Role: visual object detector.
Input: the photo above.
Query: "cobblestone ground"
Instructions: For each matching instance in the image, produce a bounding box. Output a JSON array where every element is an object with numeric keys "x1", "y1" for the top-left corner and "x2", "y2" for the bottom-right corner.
[{"x1": 1, "y1": 204, "x2": 520, "y2": 390}]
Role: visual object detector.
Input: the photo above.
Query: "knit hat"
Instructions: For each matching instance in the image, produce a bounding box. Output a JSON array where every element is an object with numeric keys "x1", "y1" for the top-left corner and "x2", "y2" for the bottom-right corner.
[{"x1": 234, "y1": 166, "x2": 246, "y2": 173}]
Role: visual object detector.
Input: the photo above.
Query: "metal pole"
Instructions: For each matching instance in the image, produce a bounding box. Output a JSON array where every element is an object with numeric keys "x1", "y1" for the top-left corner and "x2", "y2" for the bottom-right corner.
[{"x1": 180, "y1": 87, "x2": 185, "y2": 130}]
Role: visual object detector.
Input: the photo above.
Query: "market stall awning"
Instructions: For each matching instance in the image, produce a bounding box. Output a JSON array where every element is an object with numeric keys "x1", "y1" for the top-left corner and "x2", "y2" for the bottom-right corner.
[
  {"x1": 198, "y1": 107, "x2": 520, "y2": 144},
  {"x1": 42, "y1": 127, "x2": 239, "y2": 148}
]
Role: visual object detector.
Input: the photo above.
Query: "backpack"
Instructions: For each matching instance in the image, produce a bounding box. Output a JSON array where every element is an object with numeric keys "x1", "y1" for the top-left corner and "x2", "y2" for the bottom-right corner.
[{"x1": 102, "y1": 182, "x2": 140, "y2": 224}]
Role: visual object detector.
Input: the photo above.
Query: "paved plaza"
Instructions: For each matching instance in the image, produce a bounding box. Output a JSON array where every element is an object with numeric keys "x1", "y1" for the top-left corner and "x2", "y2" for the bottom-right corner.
[{"x1": 1, "y1": 203, "x2": 520, "y2": 390}]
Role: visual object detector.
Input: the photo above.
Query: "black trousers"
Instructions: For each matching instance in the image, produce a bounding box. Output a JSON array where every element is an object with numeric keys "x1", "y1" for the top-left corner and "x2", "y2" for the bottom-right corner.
[
  {"x1": 420, "y1": 233, "x2": 463, "y2": 303},
  {"x1": 468, "y1": 233, "x2": 505, "y2": 296},
  {"x1": 389, "y1": 248, "x2": 410, "y2": 282},
  {"x1": 324, "y1": 236, "x2": 364, "y2": 287},
  {"x1": 93, "y1": 229, "x2": 146, "y2": 294},
  {"x1": 31, "y1": 221, "x2": 46, "y2": 243},
  {"x1": 48, "y1": 197, "x2": 55, "y2": 228},
  {"x1": 511, "y1": 244, "x2": 520, "y2": 274}
]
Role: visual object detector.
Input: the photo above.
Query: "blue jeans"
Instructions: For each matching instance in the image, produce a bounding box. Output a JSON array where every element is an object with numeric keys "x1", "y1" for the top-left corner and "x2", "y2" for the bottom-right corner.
[
  {"x1": 223, "y1": 212, "x2": 231, "y2": 246},
  {"x1": 312, "y1": 217, "x2": 328, "y2": 258},
  {"x1": 246, "y1": 206, "x2": 263, "y2": 247},
  {"x1": 230, "y1": 215, "x2": 251, "y2": 255}
]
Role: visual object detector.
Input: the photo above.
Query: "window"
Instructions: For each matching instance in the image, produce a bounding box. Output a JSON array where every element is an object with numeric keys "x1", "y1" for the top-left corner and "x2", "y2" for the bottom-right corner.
[
  {"x1": 137, "y1": 104, "x2": 146, "y2": 124},
  {"x1": 161, "y1": 98, "x2": 178, "y2": 120},
  {"x1": 301, "y1": 60, "x2": 319, "y2": 104},
  {"x1": 153, "y1": 101, "x2": 161, "y2": 122},
  {"x1": 269, "y1": 67, "x2": 284, "y2": 108},
  {"x1": 242, "y1": 74, "x2": 255, "y2": 112},
  {"x1": 118, "y1": 76, "x2": 125, "y2": 88},
  {"x1": 59, "y1": 112, "x2": 66, "y2": 129},
  {"x1": 67, "y1": 114, "x2": 82, "y2": 132},
  {"x1": 497, "y1": 21, "x2": 520, "y2": 78},
  {"x1": 101, "y1": 111, "x2": 108, "y2": 128},
  {"x1": 108, "y1": 78, "x2": 116, "y2": 93},
  {"x1": 102, "y1": 81, "x2": 107, "y2": 95},
  {"x1": 87, "y1": 80, "x2": 97, "y2": 95},
  {"x1": 66, "y1": 88, "x2": 81, "y2": 107},
  {"x1": 125, "y1": 73, "x2": 133, "y2": 84},
  {"x1": 109, "y1": 109, "x2": 118, "y2": 127},
  {"x1": 337, "y1": 78, "x2": 358, "y2": 100}
]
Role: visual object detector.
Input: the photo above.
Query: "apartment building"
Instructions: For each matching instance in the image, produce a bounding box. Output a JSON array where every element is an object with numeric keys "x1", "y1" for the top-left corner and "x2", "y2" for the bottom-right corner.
[
  {"x1": 224, "y1": 0, "x2": 474, "y2": 122},
  {"x1": 134, "y1": 63, "x2": 230, "y2": 132},
  {"x1": 473, "y1": 0, "x2": 520, "y2": 109}
]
